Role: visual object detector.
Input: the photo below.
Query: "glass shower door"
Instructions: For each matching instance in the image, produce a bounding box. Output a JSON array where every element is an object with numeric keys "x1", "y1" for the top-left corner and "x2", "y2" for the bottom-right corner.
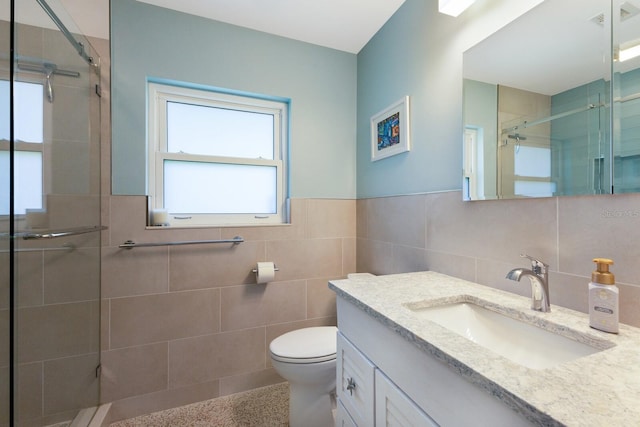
[
  {"x1": 3, "y1": 0, "x2": 103, "y2": 425},
  {"x1": 1, "y1": 0, "x2": 11, "y2": 424}
]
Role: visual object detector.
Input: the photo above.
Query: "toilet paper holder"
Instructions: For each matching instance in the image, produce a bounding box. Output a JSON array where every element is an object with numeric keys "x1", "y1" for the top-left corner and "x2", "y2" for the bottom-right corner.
[{"x1": 252, "y1": 265, "x2": 280, "y2": 273}]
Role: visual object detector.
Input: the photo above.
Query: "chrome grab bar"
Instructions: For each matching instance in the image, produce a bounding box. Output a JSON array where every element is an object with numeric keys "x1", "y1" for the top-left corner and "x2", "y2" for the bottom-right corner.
[
  {"x1": 119, "y1": 236, "x2": 244, "y2": 249},
  {"x1": 20, "y1": 225, "x2": 106, "y2": 240}
]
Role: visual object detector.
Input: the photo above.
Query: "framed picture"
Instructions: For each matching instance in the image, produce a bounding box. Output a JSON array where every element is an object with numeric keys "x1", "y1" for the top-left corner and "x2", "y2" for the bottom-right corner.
[{"x1": 370, "y1": 96, "x2": 411, "y2": 162}]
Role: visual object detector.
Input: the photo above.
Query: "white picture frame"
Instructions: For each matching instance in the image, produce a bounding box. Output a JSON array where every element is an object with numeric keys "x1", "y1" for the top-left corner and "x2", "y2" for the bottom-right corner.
[{"x1": 370, "y1": 96, "x2": 411, "y2": 162}]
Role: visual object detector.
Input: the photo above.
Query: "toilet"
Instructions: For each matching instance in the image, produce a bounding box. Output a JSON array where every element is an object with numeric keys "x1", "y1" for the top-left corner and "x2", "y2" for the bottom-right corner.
[{"x1": 269, "y1": 326, "x2": 338, "y2": 427}]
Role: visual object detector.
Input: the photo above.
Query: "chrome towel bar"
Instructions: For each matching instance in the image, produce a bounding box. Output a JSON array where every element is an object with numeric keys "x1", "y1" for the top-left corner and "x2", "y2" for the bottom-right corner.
[
  {"x1": 21, "y1": 225, "x2": 107, "y2": 240},
  {"x1": 119, "y1": 236, "x2": 244, "y2": 249}
]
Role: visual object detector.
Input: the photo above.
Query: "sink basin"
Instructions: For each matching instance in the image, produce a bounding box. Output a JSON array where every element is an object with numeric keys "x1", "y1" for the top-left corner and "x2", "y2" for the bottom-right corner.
[{"x1": 406, "y1": 301, "x2": 602, "y2": 369}]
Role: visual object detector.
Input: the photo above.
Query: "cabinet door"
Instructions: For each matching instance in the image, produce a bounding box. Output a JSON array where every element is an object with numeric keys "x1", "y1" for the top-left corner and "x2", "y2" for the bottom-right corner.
[
  {"x1": 375, "y1": 370, "x2": 439, "y2": 427},
  {"x1": 337, "y1": 332, "x2": 375, "y2": 427},
  {"x1": 335, "y1": 399, "x2": 358, "y2": 427}
]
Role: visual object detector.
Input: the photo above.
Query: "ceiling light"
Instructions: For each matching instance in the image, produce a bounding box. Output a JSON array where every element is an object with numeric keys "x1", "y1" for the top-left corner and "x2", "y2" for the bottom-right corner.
[
  {"x1": 619, "y1": 43, "x2": 640, "y2": 62},
  {"x1": 438, "y1": 0, "x2": 475, "y2": 17}
]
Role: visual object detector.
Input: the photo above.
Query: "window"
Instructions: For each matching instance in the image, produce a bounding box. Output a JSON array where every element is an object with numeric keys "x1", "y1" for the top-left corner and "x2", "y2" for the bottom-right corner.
[
  {"x1": 514, "y1": 145, "x2": 556, "y2": 197},
  {"x1": 0, "y1": 80, "x2": 45, "y2": 215},
  {"x1": 148, "y1": 82, "x2": 288, "y2": 226}
]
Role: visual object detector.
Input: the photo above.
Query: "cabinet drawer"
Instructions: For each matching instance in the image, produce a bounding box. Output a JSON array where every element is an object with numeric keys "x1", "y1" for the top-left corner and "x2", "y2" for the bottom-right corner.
[
  {"x1": 375, "y1": 370, "x2": 439, "y2": 427},
  {"x1": 337, "y1": 332, "x2": 375, "y2": 427}
]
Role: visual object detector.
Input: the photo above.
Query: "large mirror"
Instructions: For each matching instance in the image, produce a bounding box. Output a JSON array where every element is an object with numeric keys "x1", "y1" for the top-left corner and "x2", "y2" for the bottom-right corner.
[{"x1": 463, "y1": 0, "x2": 640, "y2": 200}]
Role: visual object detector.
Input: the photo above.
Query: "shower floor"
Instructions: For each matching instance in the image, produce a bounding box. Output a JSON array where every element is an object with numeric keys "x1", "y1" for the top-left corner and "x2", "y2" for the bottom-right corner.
[{"x1": 109, "y1": 382, "x2": 288, "y2": 426}]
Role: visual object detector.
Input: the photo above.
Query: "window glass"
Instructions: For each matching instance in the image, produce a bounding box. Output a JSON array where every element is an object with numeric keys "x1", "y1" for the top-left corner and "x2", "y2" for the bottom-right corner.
[
  {"x1": 0, "y1": 80, "x2": 44, "y2": 143},
  {"x1": 0, "y1": 80, "x2": 44, "y2": 215},
  {"x1": 166, "y1": 101, "x2": 274, "y2": 159},
  {"x1": 163, "y1": 160, "x2": 277, "y2": 214},
  {"x1": 0, "y1": 151, "x2": 43, "y2": 215},
  {"x1": 514, "y1": 146, "x2": 551, "y2": 178}
]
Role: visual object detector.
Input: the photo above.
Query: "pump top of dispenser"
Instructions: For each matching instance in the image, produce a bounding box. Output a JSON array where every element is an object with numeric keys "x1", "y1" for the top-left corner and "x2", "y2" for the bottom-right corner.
[{"x1": 592, "y1": 258, "x2": 615, "y2": 285}]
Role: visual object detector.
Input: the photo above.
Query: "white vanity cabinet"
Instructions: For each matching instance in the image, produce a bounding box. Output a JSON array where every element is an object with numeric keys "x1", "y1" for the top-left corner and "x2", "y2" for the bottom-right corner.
[
  {"x1": 336, "y1": 332, "x2": 375, "y2": 426},
  {"x1": 336, "y1": 297, "x2": 533, "y2": 427},
  {"x1": 336, "y1": 332, "x2": 438, "y2": 427}
]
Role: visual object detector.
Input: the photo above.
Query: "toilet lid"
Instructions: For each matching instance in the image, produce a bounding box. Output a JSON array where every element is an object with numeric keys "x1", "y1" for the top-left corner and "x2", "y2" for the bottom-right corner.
[{"x1": 270, "y1": 326, "x2": 337, "y2": 364}]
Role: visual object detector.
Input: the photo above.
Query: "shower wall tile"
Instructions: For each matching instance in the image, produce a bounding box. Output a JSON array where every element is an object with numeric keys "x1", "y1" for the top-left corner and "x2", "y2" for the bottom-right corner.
[
  {"x1": 42, "y1": 29, "x2": 89, "y2": 87},
  {"x1": 15, "y1": 251, "x2": 43, "y2": 308},
  {"x1": 220, "y1": 280, "x2": 306, "y2": 332},
  {"x1": 44, "y1": 247, "x2": 100, "y2": 304},
  {"x1": 109, "y1": 289, "x2": 220, "y2": 349},
  {"x1": 0, "y1": 253, "x2": 7, "y2": 311},
  {"x1": 15, "y1": 23, "x2": 44, "y2": 59},
  {"x1": 46, "y1": 195, "x2": 101, "y2": 231},
  {"x1": 0, "y1": 310, "x2": 8, "y2": 368},
  {"x1": 17, "y1": 362, "x2": 42, "y2": 423},
  {"x1": 43, "y1": 354, "x2": 99, "y2": 416},
  {"x1": 169, "y1": 241, "x2": 266, "y2": 291},
  {"x1": 87, "y1": 35, "x2": 113, "y2": 200},
  {"x1": 50, "y1": 139, "x2": 91, "y2": 194},
  {"x1": 101, "y1": 298, "x2": 110, "y2": 351},
  {"x1": 17, "y1": 302, "x2": 94, "y2": 363},
  {"x1": 0, "y1": 367, "x2": 7, "y2": 425},
  {"x1": 101, "y1": 343, "x2": 168, "y2": 403},
  {"x1": 50, "y1": 86, "x2": 90, "y2": 143},
  {"x1": 168, "y1": 327, "x2": 265, "y2": 389}
]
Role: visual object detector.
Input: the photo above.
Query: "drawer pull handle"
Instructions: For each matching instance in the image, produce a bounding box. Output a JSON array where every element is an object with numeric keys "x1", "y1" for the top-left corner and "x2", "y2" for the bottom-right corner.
[{"x1": 346, "y1": 377, "x2": 356, "y2": 395}]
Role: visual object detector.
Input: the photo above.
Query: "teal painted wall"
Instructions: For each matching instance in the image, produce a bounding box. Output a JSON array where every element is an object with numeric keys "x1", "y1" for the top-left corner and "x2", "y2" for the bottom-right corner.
[{"x1": 111, "y1": 0, "x2": 357, "y2": 198}]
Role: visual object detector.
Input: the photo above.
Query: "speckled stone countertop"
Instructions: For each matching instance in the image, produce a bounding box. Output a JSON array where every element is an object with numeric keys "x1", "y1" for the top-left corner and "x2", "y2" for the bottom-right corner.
[{"x1": 329, "y1": 271, "x2": 640, "y2": 427}]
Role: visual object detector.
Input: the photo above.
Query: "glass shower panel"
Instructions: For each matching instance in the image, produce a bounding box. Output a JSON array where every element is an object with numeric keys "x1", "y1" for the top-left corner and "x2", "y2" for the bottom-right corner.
[
  {"x1": 613, "y1": 0, "x2": 640, "y2": 192},
  {"x1": 1, "y1": 0, "x2": 11, "y2": 424},
  {"x1": 551, "y1": 80, "x2": 611, "y2": 196},
  {"x1": 10, "y1": 0, "x2": 102, "y2": 425}
]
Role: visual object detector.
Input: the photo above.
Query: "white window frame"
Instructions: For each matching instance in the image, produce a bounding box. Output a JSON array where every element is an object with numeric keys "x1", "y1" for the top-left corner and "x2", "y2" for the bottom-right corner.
[{"x1": 147, "y1": 82, "x2": 288, "y2": 226}]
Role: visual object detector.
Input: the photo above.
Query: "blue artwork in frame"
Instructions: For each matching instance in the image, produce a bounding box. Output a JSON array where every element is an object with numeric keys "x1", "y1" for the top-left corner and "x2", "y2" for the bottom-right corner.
[{"x1": 370, "y1": 96, "x2": 411, "y2": 161}]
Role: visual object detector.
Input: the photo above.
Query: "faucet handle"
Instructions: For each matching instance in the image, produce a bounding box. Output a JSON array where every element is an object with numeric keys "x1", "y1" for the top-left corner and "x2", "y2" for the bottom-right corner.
[{"x1": 520, "y1": 254, "x2": 549, "y2": 272}]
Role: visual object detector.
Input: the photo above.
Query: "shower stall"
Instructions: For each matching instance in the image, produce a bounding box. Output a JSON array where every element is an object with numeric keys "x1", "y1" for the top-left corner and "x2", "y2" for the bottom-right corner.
[{"x1": 1, "y1": 0, "x2": 102, "y2": 425}]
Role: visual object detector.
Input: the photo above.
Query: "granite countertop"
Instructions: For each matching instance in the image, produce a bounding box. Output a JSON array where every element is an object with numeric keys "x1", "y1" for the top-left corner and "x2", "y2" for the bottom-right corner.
[{"x1": 329, "y1": 271, "x2": 640, "y2": 427}]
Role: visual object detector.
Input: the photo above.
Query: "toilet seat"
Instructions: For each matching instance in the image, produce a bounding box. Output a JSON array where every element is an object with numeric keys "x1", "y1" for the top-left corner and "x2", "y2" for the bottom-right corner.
[{"x1": 270, "y1": 326, "x2": 337, "y2": 364}]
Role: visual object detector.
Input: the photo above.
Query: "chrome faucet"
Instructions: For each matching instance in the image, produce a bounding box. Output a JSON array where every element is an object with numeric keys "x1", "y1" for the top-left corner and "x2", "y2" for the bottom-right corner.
[{"x1": 506, "y1": 254, "x2": 550, "y2": 312}]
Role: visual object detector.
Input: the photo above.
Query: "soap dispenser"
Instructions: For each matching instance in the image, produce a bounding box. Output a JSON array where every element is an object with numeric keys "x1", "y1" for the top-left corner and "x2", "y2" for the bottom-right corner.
[{"x1": 588, "y1": 258, "x2": 619, "y2": 334}]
